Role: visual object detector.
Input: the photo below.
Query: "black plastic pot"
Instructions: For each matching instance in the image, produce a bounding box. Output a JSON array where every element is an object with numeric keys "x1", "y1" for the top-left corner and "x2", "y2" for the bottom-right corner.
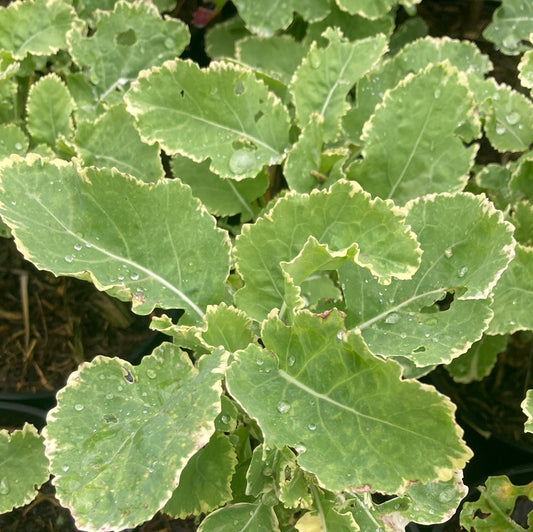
[{"x1": 0, "y1": 401, "x2": 48, "y2": 430}]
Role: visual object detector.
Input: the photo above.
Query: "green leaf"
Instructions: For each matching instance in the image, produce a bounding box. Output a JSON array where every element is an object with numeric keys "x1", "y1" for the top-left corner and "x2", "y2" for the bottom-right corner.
[
  {"x1": 511, "y1": 201, "x2": 533, "y2": 246},
  {"x1": 226, "y1": 311, "x2": 472, "y2": 494},
  {"x1": 0, "y1": 0, "x2": 78, "y2": 59},
  {"x1": 341, "y1": 193, "x2": 515, "y2": 366},
  {"x1": 283, "y1": 113, "x2": 326, "y2": 193},
  {"x1": 69, "y1": 0, "x2": 118, "y2": 19},
  {"x1": 236, "y1": 35, "x2": 305, "y2": 86},
  {"x1": 0, "y1": 156, "x2": 230, "y2": 322},
  {"x1": 460, "y1": 475, "x2": 533, "y2": 531},
  {"x1": 152, "y1": 303, "x2": 256, "y2": 355},
  {"x1": 523, "y1": 390, "x2": 533, "y2": 433},
  {"x1": 295, "y1": 487, "x2": 358, "y2": 531},
  {"x1": 482, "y1": 0, "x2": 533, "y2": 55},
  {"x1": 26, "y1": 73, "x2": 74, "y2": 148},
  {"x1": 234, "y1": 179, "x2": 421, "y2": 321},
  {"x1": 483, "y1": 83, "x2": 533, "y2": 153},
  {"x1": 170, "y1": 155, "x2": 267, "y2": 221},
  {"x1": 304, "y1": 3, "x2": 394, "y2": 47},
  {"x1": 0, "y1": 124, "x2": 28, "y2": 158},
  {"x1": 67, "y1": 0, "x2": 189, "y2": 99},
  {"x1": 518, "y1": 50, "x2": 533, "y2": 90},
  {"x1": 126, "y1": 60, "x2": 291, "y2": 180},
  {"x1": 0, "y1": 424, "x2": 49, "y2": 514},
  {"x1": 348, "y1": 63, "x2": 480, "y2": 204},
  {"x1": 246, "y1": 445, "x2": 313, "y2": 509},
  {"x1": 446, "y1": 334, "x2": 507, "y2": 383},
  {"x1": 74, "y1": 104, "x2": 164, "y2": 182},
  {"x1": 334, "y1": 0, "x2": 421, "y2": 19},
  {"x1": 289, "y1": 29, "x2": 387, "y2": 142},
  {"x1": 44, "y1": 344, "x2": 226, "y2": 531},
  {"x1": 345, "y1": 36, "x2": 492, "y2": 143},
  {"x1": 399, "y1": 471, "x2": 467, "y2": 525},
  {"x1": 232, "y1": 0, "x2": 330, "y2": 36},
  {"x1": 198, "y1": 502, "x2": 280, "y2": 531},
  {"x1": 205, "y1": 16, "x2": 250, "y2": 60},
  {"x1": 163, "y1": 432, "x2": 237, "y2": 518},
  {"x1": 488, "y1": 244, "x2": 533, "y2": 335}
]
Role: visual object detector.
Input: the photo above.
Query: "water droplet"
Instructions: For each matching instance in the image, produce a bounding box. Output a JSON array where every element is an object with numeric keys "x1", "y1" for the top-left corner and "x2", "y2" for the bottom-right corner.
[
  {"x1": 434, "y1": 88, "x2": 441, "y2": 99},
  {"x1": 74, "y1": 243, "x2": 83, "y2": 251},
  {"x1": 74, "y1": 404, "x2": 84, "y2": 411},
  {"x1": 130, "y1": 273, "x2": 139, "y2": 281},
  {"x1": 400, "y1": 333, "x2": 407, "y2": 339},
  {"x1": 106, "y1": 393, "x2": 114, "y2": 400},
  {"x1": 287, "y1": 355, "x2": 295, "y2": 367},
  {"x1": 117, "y1": 275, "x2": 124, "y2": 281},
  {"x1": 502, "y1": 35, "x2": 519, "y2": 51},
  {"x1": 336, "y1": 331, "x2": 343, "y2": 340},
  {"x1": 293, "y1": 442, "x2": 307, "y2": 453},
  {"x1": 458, "y1": 266, "x2": 468, "y2": 278},
  {"x1": 85, "y1": 242, "x2": 92, "y2": 248},
  {"x1": 307, "y1": 423, "x2": 317, "y2": 431},
  {"x1": 14, "y1": 142, "x2": 23, "y2": 151},
  {"x1": 385, "y1": 312, "x2": 400, "y2": 324},
  {"x1": 62, "y1": 465, "x2": 70, "y2": 472},
  {"x1": 229, "y1": 149, "x2": 256, "y2": 175},
  {"x1": 277, "y1": 401, "x2": 291, "y2": 414},
  {"x1": 146, "y1": 369, "x2": 157, "y2": 379},
  {"x1": 0, "y1": 479, "x2": 10, "y2": 494},
  {"x1": 506, "y1": 112, "x2": 520, "y2": 125},
  {"x1": 438, "y1": 488, "x2": 455, "y2": 503},
  {"x1": 64, "y1": 255, "x2": 75, "y2": 263},
  {"x1": 220, "y1": 415, "x2": 229, "y2": 424},
  {"x1": 256, "y1": 358, "x2": 264, "y2": 366},
  {"x1": 495, "y1": 126, "x2": 506, "y2": 135},
  {"x1": 117, "y1": 385, "x2": 123, "y2": 391},
  {"x1": 444, "y1": 248, "x2": 453, "y2": 258}
]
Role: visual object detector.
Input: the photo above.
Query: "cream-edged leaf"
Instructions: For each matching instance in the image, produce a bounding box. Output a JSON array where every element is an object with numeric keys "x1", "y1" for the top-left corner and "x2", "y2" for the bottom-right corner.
[{"x1": 126, "y1": 60, "x2": 291, "y2": 180}]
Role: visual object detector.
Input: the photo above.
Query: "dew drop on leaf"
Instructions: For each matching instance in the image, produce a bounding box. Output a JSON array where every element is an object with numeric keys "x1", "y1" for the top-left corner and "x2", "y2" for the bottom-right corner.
[
  {"x1": 64, "y1": 255, "x2": 74, "y2": 263},
  {"x1": 385, "y1": 312, "x2": 400, "y2": 324},
  {"x1": 164, "y1": 37, "x2": 174, "y2": 49},
  {"x1": 130, "y1": 273, "x2": 139, "y2": 281},
  {"x1": 229, "y1": 149, "x2": 256, "y2": 175},
  {"x1": 146, "y1": 369, "x2": 157, "y2": 379},
  {"x1": 74, "y1": 243, "x2": 83, "y2": 251},
  {"x1": 495, "y1": 126, "x2": 506, "y2": 135},
  {"x1": 293, "y1": 442, "x2": 307, "y2": 453},
  {"x1": 505, "y1": 112, "x2": 520, "y2": 125},
  {"x1": 307, "y1": 423, "x2": 317, "y2": 431},
  {"x1": 458, "y1": 266, "x2": 468, "y2": 278},
  {"x1": 0, "y1": 479, "x2": 10, "y2": 495},
  {"x1": 287, "y1": 355, "x2": 295, "y2": 367},
  {"x1": 14, "y1": 142, "x2": 22, "y2": 151},
  {"x1": 277, "y1": 401, "x2": 291, "y2": 414},
  {"x1": 62, "y1": 465, "x2": 69, "y2": 472},
  {"x1": 74, "y1": 404, "x2": 84, "y2": 411},
  {"x1": 444, "y1": 247, "x2": 453, "y2": 258}
]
